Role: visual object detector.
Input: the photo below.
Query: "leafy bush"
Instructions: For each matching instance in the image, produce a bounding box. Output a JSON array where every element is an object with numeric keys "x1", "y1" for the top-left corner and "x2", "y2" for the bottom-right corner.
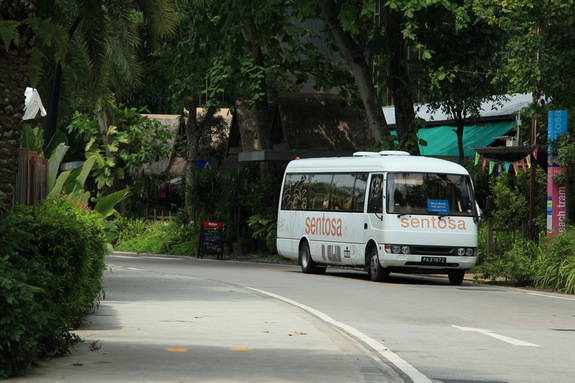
[
  {"x1": 479, "y1": 235, "x2": 540, "y2": 285},
  {"x1": 247, "y1": 214, "x2": 277, "y2": 254},
  {"x1": 115, "y1": 216, "x2": 197, "y2": 256},
  {"x1": 534, "y1": 228, "x2": 575, "y2": 293},
  {"x1": 0, "y1": 257, "x2": 45, "y2": 378},
  {"x1": 0, "y1": 196, "x2": 107, "y2": 377},
  {"x1": 11, "y1": 197, "x2": 108, "y2": 325}
]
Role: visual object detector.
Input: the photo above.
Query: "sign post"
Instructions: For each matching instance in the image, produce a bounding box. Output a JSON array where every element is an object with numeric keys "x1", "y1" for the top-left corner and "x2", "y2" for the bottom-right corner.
[
  {"x1": 547, "y1": 110, "x2": 568, "y2": 236},
  {"x1": 199, "y1": 221, "x2": 225, "y2": 259}
]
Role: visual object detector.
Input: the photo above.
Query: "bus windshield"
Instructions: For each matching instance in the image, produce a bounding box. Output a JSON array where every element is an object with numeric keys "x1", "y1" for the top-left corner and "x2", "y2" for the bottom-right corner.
[{"x1": 387, "y1": 172, "x2": 476, "y2": 216}]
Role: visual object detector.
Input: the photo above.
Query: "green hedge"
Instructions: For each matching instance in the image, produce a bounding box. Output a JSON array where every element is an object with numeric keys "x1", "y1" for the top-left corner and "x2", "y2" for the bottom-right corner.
[{"x1": 0, "y1": 196, "x2": 108, "y2": 378}]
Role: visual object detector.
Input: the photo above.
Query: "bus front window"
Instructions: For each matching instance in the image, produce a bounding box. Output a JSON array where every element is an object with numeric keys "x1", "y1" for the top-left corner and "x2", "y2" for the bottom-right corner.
[{"x1": 387, "y1": 173, "x2": 476, "y2": 216}]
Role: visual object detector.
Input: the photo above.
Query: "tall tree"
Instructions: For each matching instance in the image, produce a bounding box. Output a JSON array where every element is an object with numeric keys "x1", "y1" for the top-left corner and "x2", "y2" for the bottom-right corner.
[
  {"x1": 294, "y1": 0, "x2": 456, "y2": 152},
  {"x1": 313, "y1": 0, "x2": 393, "y2": 148},
  {"x1": 35, "y1": 0, "x2": 177, "y2": 154},
  {"x1": 0, "y1": 0, "x2": 38, "y2": 211},
  {"x1": 171, "y1": 0, "x2": 355, "y2": 207},
  {"x1": 414, "y1": 2, "x2": 508, "y2": 163}
]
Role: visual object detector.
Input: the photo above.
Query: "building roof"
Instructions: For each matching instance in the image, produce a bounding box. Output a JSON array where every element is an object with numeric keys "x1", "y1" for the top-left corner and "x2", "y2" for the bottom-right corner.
[
  {"x1": 382, "y1": 93, "x2": 533, "y2": 126},
  {"x1": 273, "y1": 92, "x2": 371, "y2": 152},
  {"x1": 229, "y1": 92, "x2": 373, "y2": 163}
]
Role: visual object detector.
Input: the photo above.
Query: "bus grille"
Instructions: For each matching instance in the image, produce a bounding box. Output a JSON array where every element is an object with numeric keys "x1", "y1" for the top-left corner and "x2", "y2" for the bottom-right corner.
[{"x1": 410, "y1": 246, "x2": 459, "y2": 256}]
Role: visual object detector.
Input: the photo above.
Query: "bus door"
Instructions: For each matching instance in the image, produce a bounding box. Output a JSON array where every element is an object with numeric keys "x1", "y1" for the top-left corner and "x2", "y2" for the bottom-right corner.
[{"x1": 365, "y1": 174, "x2": 385, "y2": 244}]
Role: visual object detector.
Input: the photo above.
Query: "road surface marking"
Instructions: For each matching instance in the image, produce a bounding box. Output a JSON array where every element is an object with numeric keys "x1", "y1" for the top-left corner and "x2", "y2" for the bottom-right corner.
[
  {"x1": 229, "y1": 347, "x2": 254, "y2": 351},
  {"x1": 452, "y1": 325, "x2": 541, "y2": 347},
  {"x1": 164, "y1": 348, "x2": 189, "y2": 352},
  {"x1": 528, "y1": 292, "x2": 575, "y2": 301},
  {"x1": 248, "y1": 287, "x2": 432, "y2": 383}
]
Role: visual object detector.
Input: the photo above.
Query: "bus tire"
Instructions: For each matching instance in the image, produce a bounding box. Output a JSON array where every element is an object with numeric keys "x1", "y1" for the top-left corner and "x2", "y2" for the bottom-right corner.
[
  {"x1": 368, "y1": 245, "x2": 389, "y2": 282},
  {"x1": 448, "y1": 270, "x2": 465, "y2": 285},
  {"x1": 299, "y1": 241, "x2": 326, "y2": 274}
]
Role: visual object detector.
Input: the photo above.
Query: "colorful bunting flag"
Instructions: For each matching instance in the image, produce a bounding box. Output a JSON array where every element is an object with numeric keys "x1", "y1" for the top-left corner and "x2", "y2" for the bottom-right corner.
[
  {"x1": 520, "y1": 158, "x2": 527, "y2": 172},
  {"x1": 473, "y1": 147, "x2": 540, "y2": 177}
]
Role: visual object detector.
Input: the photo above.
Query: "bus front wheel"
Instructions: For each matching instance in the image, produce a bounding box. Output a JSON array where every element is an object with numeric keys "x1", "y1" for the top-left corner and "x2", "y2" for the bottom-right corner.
[
  {"x1": 299, "y1": 241, "x2": 326, "y2": 274},
  {"x1": 448, "y1": 270, "x2": 465, "y2": 285},
  {"x1": 368, "y1": 246, "x2": 389, "y2": 282}
]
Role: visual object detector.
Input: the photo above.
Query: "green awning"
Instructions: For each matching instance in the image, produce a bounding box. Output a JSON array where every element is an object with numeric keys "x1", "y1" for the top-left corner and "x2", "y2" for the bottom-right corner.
[{"x1": 417, "y1": 121, "x2": 514, "y2": 156}]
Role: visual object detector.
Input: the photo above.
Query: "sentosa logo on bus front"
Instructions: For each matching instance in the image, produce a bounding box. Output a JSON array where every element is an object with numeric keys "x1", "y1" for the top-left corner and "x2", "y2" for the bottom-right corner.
[
  {"x1": 305, "y1": 214, "x2": 343, "y2": 237},
  {"x1": 400, "y1": 216, "x2": 467, "y2": 230}
]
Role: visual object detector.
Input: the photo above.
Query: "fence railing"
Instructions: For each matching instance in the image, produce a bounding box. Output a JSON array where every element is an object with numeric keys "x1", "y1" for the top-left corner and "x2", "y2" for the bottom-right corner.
[{"x1": 14, "y1": 148, "x2": 49, "y2": 206}]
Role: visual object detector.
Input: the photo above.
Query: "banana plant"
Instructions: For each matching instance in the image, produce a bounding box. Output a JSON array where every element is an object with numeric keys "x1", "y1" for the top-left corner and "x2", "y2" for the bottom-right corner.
[
  {"x1": 20, "y1": 124, "x2": 70, "y2": 191},
  {"x1": 20, "y1": 126, "x2": 129, "y2": 251}
]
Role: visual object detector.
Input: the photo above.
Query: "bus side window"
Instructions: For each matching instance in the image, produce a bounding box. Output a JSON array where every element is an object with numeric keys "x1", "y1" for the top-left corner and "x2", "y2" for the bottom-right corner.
[{"x1": 367, "y1": 175, "x2": 383, "y2": 213}]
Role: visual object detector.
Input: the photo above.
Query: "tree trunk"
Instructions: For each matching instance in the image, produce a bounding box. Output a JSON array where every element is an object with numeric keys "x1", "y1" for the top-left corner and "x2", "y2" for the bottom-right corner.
[
  {"x1": 386, "y1": 8, "x2": 420, "y2": 155},
  {"x1": 42, "y1": 16, "x2": 82, "y2": 150},
  {"x1": 318, "y1": 0, "x2": 391, "y2": 148},
  {"x1": 95, "y1": 102, "x2": 114, "y2": 158},
  {"x1": 448, "y1": 106, "x2": 464, "y2": 163},
  {"x1": 455, "y1": 123, "x2": 465, "y2": 164},
  {"x1": 95, "y1": 101, "x2": 127, "y2": 213},
  {"x1": 183, "y1": 99, "x2": 218, "y2": 209},
  {"x1": 240, "y1": 11, "x2": 273, "y2": 175},
  {"x1": 184, "y1": 98, "x2": 200, "y2": 209},
  {"x1": 0, "y1": 1, "x2": 37, "y2": 212}
]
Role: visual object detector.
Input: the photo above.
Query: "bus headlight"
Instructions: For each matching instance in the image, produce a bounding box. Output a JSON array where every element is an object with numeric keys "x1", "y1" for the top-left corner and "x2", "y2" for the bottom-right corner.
[
  {"x1": 458, "y1": 247, "x2": 477, "y2": 256},
  {"x1": 385, "y1": 245, "x2": 411, "y2": 254}
]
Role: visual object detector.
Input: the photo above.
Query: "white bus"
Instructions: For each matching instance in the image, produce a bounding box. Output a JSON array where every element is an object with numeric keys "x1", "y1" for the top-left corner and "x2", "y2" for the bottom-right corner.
[{"x1": 276, "y1": 151, "x2": 479, "y2": 285}]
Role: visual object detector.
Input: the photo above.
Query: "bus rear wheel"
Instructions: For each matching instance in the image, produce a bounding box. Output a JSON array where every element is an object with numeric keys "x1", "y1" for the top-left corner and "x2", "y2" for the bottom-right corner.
[
  {"x1": 299, "y1": 241, "x2": 326, "y2": 274},
  {"x1": 368, "y1": 246, "x2": 389, "y2": 282},
  {"x1": 448, "y1": 270, "x2": 465, "y2": 285}
]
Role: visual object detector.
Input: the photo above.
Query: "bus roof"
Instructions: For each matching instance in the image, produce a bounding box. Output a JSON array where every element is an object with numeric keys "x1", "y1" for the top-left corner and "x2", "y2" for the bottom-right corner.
[{"x1": 284, "y1": 153, "x2": 470, "y2": 175}]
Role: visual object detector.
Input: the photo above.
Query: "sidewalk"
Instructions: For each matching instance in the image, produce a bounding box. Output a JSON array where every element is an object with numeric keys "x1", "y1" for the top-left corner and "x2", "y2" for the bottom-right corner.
[{"x1": 11, "y1": 263, "x2": 407, "y2": 383}]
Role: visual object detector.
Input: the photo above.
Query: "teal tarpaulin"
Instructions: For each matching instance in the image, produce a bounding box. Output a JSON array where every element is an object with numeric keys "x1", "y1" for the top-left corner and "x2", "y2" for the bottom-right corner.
[{"x1": 417, "y1": 121, "x2": 514, "y2": 156}]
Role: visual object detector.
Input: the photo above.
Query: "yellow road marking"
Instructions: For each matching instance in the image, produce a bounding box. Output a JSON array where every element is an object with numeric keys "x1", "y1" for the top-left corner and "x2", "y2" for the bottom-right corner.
[
  {"x1": 164, "y1": 348, "x2": 189, "y2": 352},
  {"x1": 229, "y1": 347, "x2": 254, "y2": 351}
]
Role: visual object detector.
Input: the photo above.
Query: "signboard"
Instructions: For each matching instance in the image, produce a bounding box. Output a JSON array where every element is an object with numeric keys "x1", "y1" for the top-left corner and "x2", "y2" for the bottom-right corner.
[
  {"x1": 199, "y1": 221, "x2": 224, "y2": 259},
  {"x1": 547, "y1": 111, "x2": 568, "y2": 236},
  {"x1": 427, "y1": 200, "x2": 449, "y2": 214}
]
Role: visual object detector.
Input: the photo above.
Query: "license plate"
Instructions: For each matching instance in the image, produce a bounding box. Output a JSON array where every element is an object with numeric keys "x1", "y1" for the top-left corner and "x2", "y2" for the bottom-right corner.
[{"x1": 421, "y1": 256, "x2": 446, "y2": 265}]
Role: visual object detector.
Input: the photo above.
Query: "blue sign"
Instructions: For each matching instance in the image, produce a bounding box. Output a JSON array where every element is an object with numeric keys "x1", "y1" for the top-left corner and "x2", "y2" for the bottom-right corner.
[
  {"x1": 428, "y1": 200, "x2": 449, "y2": 214},
  {"x1": 548, "y1": 110, "x2": 568, "y2": 167}
]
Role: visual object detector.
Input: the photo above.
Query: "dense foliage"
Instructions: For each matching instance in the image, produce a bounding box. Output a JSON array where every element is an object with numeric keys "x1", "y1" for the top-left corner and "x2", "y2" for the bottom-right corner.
[
  {"x1": 0, "y1": 197, "x2": 108, "y2": 378},
  {"x1": 67, "y1": 99, "x2": 174, "y2": 212}
]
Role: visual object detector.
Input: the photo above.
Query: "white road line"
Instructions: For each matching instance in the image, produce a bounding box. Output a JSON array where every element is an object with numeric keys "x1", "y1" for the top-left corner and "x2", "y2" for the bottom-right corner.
[
  {"x1": 248, "y1": 287, "x2": 432, "y2": 383},
  {"x1": 528, "y1": 292, "x2": 575, "y2": 301},
  {"x1": 452, "y1": 325, "x2": 541, "y2": 347}
]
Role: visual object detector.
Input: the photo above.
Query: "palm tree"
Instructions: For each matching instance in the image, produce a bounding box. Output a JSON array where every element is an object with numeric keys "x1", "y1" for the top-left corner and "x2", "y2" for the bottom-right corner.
[
  {"x1": 37, "y1": 0, "x2": 177, "y2": 142},
  {"x1": 0, "y1": 1, "x2": 37, "y2": 212},
  {"x1": 0, "y1": 0, "x2": 177, "y2": 212}
]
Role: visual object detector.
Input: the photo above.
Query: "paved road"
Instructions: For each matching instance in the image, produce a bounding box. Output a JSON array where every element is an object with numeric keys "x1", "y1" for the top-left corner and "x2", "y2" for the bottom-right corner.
[
  {"x1": 12, "y1": 253, "x2": 407, "y2": 383},
  {"x1": 14, "y1": 252, "x2": 575, "y2": 382}
]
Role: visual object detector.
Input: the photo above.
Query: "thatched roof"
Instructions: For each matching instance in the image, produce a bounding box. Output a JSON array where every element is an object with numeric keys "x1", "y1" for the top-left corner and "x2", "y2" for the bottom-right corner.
[
  {"x1": 224, "y1": 93, "x2": 372, "y2": 168},
  {"x1": 272, "y1": 92, "x2": 372, "y2": 152},
  {"x1": 140, "y1": 109, "x2": 232, "y2": 177}
]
